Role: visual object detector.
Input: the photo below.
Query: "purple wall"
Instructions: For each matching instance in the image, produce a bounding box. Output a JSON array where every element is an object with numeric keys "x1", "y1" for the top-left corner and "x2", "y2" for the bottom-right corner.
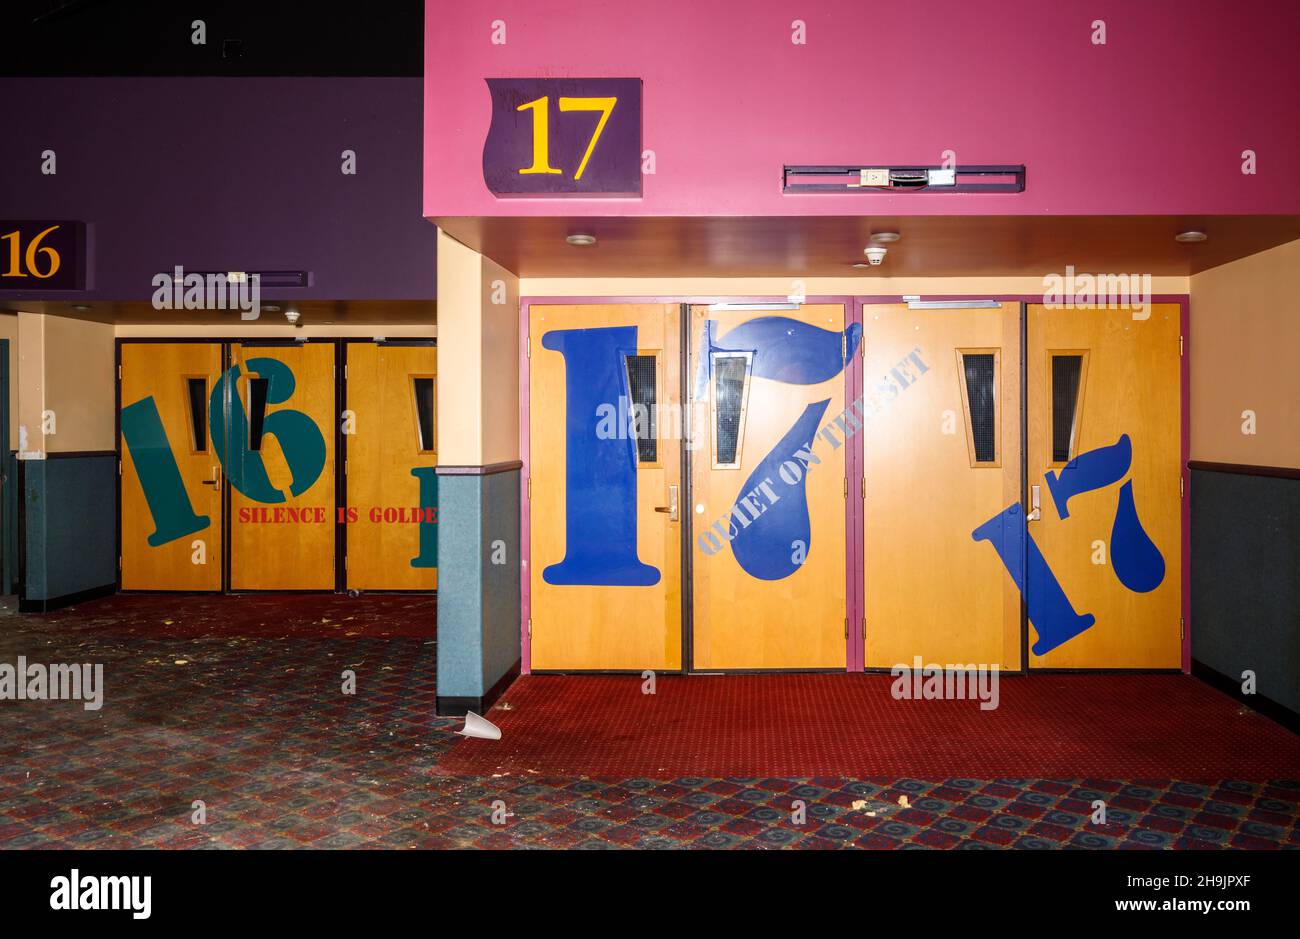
[
  {"x1": 424, "y1": 0, "x2": 1300, "y2": 218},
  {"x1": 2, "y1": 78, "x2": 436, "y2": 301}
]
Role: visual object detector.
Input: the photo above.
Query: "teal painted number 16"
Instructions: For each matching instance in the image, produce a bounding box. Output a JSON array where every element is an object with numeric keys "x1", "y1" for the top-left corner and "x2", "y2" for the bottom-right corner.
[{"x1": 121, "y1": 358, "x2": 438, "y2": 569}]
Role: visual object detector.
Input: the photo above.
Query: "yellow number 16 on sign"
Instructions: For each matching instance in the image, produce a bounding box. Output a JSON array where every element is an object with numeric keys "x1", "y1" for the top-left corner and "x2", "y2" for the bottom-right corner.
[{"x1": 1, "y1": 224, "x2": 62, "y2": 279}]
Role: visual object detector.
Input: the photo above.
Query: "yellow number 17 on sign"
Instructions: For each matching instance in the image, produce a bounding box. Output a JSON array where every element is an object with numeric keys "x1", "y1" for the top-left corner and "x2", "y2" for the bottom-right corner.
[{"x1": 516, "y1": 96, "x2": 617, "y2": 181}]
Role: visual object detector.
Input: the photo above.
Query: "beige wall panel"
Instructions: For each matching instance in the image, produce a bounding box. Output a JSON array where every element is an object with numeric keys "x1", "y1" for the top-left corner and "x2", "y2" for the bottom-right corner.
[
  {"x1": 16, "y1": 312, "x2": 46, "y2": 456},
  {"x1": 1190, "y1": 238, "x2": 1300, "y2": 469},
  {"x1": 480, "y1": 253, "x2": 520, "y2": 466},
  {"x1": 43, "y1": 315, "x2": 115, "y2": 453},
  {"x1": 437, "y1": 229, "x2": 484, "y2": 465}
]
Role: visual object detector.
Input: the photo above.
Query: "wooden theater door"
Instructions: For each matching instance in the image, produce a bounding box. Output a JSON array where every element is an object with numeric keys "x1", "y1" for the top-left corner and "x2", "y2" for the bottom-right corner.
[
  {"x1": 1024, "y1": 303, "x2": 1181, "y2": 668},
  {"x1": 688, "y1": 303, "x2": 851, "y2": 669},
  {"x1": 529, "y1": 304, "x2": 683, "y2": 670},
  {"x1": 863, "y1": 302, "x2": 1023, "y2": 670},
  {"x1": 120, "y1": 342, "x2": 224, "y2": 590},
  {"x1": 345, "y1": 342, "x2": 439, "y2": 590},
  {"x1": 226, "y1": 342, "x2": 336, "y2": 590}
]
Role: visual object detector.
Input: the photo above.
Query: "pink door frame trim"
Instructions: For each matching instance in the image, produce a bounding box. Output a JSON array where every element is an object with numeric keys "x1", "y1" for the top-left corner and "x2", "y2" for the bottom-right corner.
[{"x1": 518, "y1": 294, "x2": 1191, "y2": 676}]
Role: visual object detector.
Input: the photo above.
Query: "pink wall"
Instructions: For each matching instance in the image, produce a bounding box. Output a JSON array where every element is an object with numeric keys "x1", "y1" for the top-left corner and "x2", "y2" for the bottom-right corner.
[{"x1": 424, "y1": 0, "x2": 1300, "y2": 218}]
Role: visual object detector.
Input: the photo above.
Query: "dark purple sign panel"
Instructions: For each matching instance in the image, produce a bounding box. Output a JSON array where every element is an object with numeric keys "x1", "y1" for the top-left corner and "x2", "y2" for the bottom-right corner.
[
  {"x1": 482, "y1": 78, "x2": 642, "y2": 197},
  {"x1": 0, "y1": 220, "x2": 86, "y2": 290}
]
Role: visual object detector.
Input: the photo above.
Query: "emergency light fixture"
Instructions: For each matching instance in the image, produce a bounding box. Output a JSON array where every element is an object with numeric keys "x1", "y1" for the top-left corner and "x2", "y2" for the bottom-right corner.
[{"x1": 783, "y1": 164, "x2": 1025, "y2": 194}]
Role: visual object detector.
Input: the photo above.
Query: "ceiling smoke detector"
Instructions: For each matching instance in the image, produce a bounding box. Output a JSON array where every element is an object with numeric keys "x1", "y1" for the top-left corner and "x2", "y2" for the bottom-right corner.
[
  {"x1": 863, "y1": 245, "x2": 888, "y2": 265},
  {"x1": 285, "y1": 309, "x2": 300, "y2": 325}
]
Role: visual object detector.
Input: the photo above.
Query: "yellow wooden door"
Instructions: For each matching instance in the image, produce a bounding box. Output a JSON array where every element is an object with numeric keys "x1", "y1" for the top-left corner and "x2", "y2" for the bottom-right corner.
[
  {"x1": 1026, "y1": 303, "x2": 1181, "y2": 668},
  {"x1": 346, "y1": 343, "x2": 438, "y2": 590},
  {"x1": 688, "y1": 303, "x2": 849, "y2": 669},
  {"x1": 863, "y1": 303, "x2": 1022, "y2": 670},
  {"x1": 529, "y1": 304, "x2": 682, "y2": 670},
  {"x1": 227, "y1": 342, "x2": 336, "y2": 590},
  {"x1": 120, "y1": 343, "x2": 224, "y2": 590}
]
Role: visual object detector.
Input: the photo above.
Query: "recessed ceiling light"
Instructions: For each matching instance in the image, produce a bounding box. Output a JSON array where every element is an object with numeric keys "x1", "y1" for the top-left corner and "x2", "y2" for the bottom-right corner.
[
  {"x1": 566, "y1": 233, "x2": 597, "y2": 246},
  {"x1": 1175, "y1": 230, "x2": 1208, "y2": 243},
  {"x1": 870, "y1": 231, "x2": 901, "y2": 243},
  {"x1": 72, "y1": 304, "x2": 91, "y2": 311},
  {"x1": 851, "y1": 262, "x2": 874, "y2": 269},
  {"x1": 263, "y1": 305, "x2": 281, "y2": 313}
]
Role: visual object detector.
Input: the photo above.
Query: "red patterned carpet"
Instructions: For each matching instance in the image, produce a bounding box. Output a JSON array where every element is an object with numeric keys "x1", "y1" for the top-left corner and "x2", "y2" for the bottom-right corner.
[
  {"x1": 437, "y1": 673, "x2": 1300, "y2": 781},
  {"x1": 40, "y1": 592, "x2": 436, "y2": 638},
  {"x1": 3, "y1": 595, "x2": 1298, "y2": 849}
]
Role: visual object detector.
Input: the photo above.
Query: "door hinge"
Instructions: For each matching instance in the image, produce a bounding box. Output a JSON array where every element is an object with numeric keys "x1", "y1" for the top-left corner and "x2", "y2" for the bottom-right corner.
[
  {"x1": 343, "y1": 458, "x2": 347, "y2": 476},
  {"x1": 861, "y1": 616, "x2": 866, "y2": 640},
  {"x1": 844, "y1": 617, "x2": 849, "y2": 639},
  {"x1": 1180, "y1": 475, "x2": 1184, "y2": 498},
  {"x1": 1179, "y1": 335, "x2": 1184, "y2": 356},
  {"x1": 861, "y1": 478, "x2": 866, "y2": 500},
  {"x1": 117, "y1": 364, "x2": 122, "y2": 380},
  {"x1": 344, "y1": 365, "x2": 348, "y2": 380},
  {"x1": 527, "y1": 617, "x2": 532, "y2": 638},
  {"x1": 118, "y1": 556, "x2": 122, "y2": 571},
  {"x1": 527, "y1": 476, "x2": 531, "y2": 500},
  {"x1": 843, "y1": 477, "x2": 848, "y2": 498},
  {"x1": 1180, "y1": 616, "x2": 1185, "y2": 640},
  {"x1": 118, "y1": 459, "x2": 123, "y2": 476},
  {"x1": 841, "y1": 332, "x2": 847, "y2": 362}
]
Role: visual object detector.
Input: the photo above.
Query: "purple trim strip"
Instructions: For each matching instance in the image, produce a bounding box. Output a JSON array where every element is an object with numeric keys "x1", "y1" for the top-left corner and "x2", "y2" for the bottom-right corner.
[
  {"x1": 520, "y1": 298, "x2": 533, "y2": 674},
  {"x1": 847, "y1": 299, "x2": 865, "y2": 671},
  {"x1": 1180, "y1": 297, "x2": 1192, "y2": 674}
]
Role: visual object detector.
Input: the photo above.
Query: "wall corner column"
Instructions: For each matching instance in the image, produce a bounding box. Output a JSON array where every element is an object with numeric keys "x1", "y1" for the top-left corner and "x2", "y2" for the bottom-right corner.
[
  {"x1": 434, "y1": 229, "x2": 522, "y2": 716},
  {"x1": 14, "y1": 312, "x2": 116, "y2": 611}
]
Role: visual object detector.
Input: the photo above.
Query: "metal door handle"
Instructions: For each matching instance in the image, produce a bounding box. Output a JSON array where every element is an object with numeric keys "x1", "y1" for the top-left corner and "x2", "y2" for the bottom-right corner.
[
  {"x1": 201, "y1": 465, "x2": 222, "y2": 488},
  {"x1": 1027, "y1": 484, "x2": 1041, "y2": 521},
  {"x1": 653, "y1": 484, "x2": 679, "y2": 522}
]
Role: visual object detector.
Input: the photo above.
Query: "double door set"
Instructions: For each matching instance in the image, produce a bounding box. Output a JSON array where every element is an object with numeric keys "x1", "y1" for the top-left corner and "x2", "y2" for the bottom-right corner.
[
  {"x1": 118, "y1": 340, "x2": 438, "y2": 592},
  {"x1": 527, "y1": 301, "x2": 1182, "y2": 671}
]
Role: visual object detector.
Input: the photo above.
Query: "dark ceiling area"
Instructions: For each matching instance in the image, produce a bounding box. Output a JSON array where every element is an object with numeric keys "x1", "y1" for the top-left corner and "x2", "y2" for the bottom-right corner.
[{"x1": 0, "y1": 0, "x2": 423, "y2": 76}]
